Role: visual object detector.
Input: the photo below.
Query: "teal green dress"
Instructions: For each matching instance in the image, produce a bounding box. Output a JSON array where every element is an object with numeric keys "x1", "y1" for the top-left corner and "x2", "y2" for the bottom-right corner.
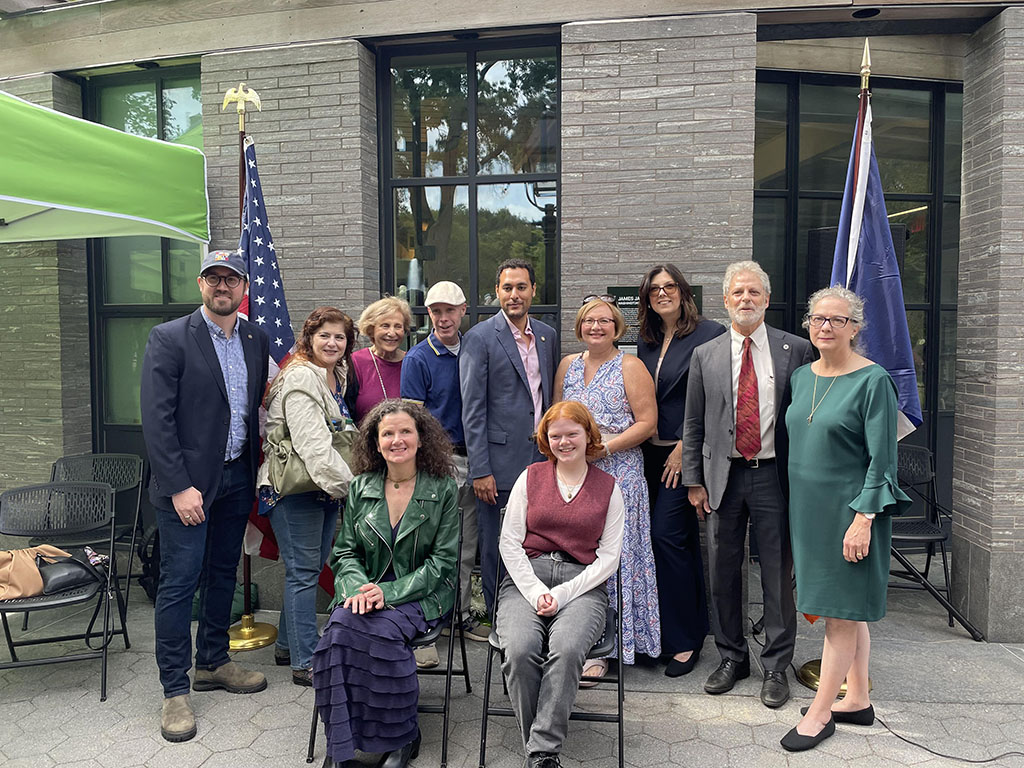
[{"x1": 786, "y1": 364, "x2": 911, "y2": 622}]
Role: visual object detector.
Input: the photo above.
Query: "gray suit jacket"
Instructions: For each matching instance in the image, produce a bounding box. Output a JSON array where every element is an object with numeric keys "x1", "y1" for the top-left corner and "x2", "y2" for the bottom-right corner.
[
  {"x1": 459, "y1": 313, "x2": 558, "y2": 491},
  {"x1": 680, "y1": 324, "x2": 814, "y2": 511}
]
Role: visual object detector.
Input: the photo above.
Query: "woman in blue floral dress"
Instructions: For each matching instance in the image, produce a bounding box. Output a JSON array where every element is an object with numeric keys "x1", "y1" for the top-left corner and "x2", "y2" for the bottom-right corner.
[{"x1": 555, "y1": 297, "x2": 660, "y2": 675}]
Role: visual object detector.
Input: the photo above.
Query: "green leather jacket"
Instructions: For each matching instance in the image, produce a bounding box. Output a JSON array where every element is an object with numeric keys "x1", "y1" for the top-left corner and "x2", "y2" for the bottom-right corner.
[{"x1": 329, "y1": 470, "x2": 459, "y2": 621}]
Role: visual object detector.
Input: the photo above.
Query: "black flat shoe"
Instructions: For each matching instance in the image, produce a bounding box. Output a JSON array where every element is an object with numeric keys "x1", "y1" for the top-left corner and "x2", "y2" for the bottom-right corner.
[
  {"x1": 665, "y1": 648, "x2": 700, "y2": 678},
  {"x1": 704, "y1": 656, "x2": 750, "y2": 694},
  {"x1": 780, "y1": 717, "x2": 835, "y2": 752},
  {"x1": 800, "y1": 704, "x2": 874, "y2": 725},
  {"x1": 274, "y1": 647, "x2": 291, "y2": 666},
  {"x1": 378, "y1": 730, "x2": 420, "y2": 768}
]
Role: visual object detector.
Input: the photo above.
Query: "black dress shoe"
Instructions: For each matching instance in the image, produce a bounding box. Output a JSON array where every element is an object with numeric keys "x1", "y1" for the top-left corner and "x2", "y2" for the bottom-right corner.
[
  {"x1": 378, "y1": 730, "x2": 420, "y2": 768},
  {"x1": 703, "y1": 656, "x2": 750, "y2": 694},
  {"x1": 780, "y1": 717, "x2": 835, "y2": 752},
  {"x1": 761, "y1": 670, "x2": 790, "y2": 708},
  {"x1": 665, "y1": 648, "x2": 700, "y2": 678},
  {"x1": 800, "y1": 704, "x2": 875, "y2": 725}
]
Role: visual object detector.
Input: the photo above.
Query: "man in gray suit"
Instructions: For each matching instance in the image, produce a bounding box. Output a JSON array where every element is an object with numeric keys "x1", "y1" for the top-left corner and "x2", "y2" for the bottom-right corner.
[
  {"x1": 461, "y1": 258, "x2": 558, "y2": 616},
  {"x1": 682, "y1": 260, "x2": 813, "y2": 709}
]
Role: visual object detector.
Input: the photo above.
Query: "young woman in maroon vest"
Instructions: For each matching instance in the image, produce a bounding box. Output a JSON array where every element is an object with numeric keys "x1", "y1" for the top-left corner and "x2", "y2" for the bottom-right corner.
[{"x1": 496, "y1": 400, "x2": 626, "y2": 768}]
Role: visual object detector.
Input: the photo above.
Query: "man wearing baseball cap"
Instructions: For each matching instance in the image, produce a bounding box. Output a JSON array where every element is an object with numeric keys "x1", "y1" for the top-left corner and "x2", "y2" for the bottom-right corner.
[
  {"x1": 400, "y1": 281, "x2": 486, "y2": 664},
  {"x1": 141, "y1": 249, "x2": 270, "y2": 742}
]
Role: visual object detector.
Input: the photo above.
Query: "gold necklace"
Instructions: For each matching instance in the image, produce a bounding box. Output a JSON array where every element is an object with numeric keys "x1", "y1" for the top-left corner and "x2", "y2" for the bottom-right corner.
[
  {"x1": 557, "y1": 466, "x2": 588, "y2": 500},
  {"x1": 808, "y1": 373, "x2": 838, "y2": 424},
  {"x1": 386, "y1": 474, "x2": 415, "y2": 490}
]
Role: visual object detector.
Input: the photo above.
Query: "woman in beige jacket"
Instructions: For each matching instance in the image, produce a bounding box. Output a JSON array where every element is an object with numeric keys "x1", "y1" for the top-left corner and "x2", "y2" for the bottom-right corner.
[{"x1": 256, "y1": 306, "x2": 356, "y2": 686}]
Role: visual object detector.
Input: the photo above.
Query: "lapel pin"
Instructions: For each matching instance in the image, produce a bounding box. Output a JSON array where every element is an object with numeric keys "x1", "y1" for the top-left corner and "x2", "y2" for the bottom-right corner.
[
  {"x1": 541, "y1": 336, "x2": 546, "y2": 342},
  {"x1": 783, "y1": 343, "x2": 789, "y2": 350}
]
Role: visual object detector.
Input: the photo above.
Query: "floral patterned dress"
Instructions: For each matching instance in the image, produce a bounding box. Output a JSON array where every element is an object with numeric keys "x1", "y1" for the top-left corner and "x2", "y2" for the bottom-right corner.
[{"x1": 563, "y1": 352, "x2": 661, "y2": 663}]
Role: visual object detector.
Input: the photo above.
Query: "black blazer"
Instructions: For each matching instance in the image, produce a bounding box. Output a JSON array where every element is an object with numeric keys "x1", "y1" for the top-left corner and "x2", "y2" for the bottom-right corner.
[
  {"x1": 140, "y1": 308, "x2": 270, "y2": 508},
  {"x1": 637, "y1": 317, "x2": 727, "y2": 441}
]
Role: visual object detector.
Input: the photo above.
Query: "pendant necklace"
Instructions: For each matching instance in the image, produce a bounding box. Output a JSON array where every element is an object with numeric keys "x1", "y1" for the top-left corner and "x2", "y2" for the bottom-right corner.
[
  {"x1": 558, "y1": 467, "x2": 588, "y2": 500},
  {"x1": 808, "y1": 373, "x2": 838, "y2": 424},
  {"x1": 370, "y1": 348, "x2": 389, "y2": 399},
  {"x1": 387, "y1": 474, "x2": 415, "y2": 490}
]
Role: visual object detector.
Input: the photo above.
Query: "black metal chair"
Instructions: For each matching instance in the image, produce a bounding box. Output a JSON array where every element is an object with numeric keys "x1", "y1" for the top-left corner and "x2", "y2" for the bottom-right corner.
[
  {"x1": 478, "y1": 565, "x2": 625, "y2": 768},
  {"x1": 891, "y1": 443, "x2": 984, "y2": 641},
  {"x1": 0, "y1": 481, "x2": 121, "y2": 700},
  {"x1": 306, "y1": 508, "x2": 471, "y2": 767}
]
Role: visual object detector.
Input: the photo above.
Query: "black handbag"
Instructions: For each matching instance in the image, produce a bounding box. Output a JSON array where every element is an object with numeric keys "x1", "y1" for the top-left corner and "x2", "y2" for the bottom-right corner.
[{"x1": 35, "y1": 551, "x2": 103, "y2": 594}]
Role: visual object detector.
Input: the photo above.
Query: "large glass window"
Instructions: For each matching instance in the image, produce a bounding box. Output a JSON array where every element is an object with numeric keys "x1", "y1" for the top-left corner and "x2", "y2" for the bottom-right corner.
[
  {"x1": 382, "y1": 38, "x2": 559, "y2": 341},
  {"x1": 754, "y1": 71, "x2": 962, "y2": 501},
  {"x1": 88, "y1": 67, "x2": 203, "y2": 446}
]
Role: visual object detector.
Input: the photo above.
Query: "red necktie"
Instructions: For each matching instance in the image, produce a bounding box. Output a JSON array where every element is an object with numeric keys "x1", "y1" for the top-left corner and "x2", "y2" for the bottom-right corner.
[{"x1": 735, "y1": 337, "x2": 761, "y2": 460}]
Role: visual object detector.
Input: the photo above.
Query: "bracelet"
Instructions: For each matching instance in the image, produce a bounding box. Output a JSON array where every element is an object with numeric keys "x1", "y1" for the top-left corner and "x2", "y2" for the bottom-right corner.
[{"x1": 604, "y1": 444, "x2": 611, "y2": 458}]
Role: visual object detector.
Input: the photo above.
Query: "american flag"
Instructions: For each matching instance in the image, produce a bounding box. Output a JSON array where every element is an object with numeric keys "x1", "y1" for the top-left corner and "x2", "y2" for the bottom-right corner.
[{"x1": 237, "y1": 135, "x2": 294, "y2": 371}]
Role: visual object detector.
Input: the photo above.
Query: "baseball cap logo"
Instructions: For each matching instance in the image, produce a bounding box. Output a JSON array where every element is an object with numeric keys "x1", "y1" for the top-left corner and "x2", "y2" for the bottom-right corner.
[{"x1": 213, "y1": 253, "x2": 230, "y2": 262}]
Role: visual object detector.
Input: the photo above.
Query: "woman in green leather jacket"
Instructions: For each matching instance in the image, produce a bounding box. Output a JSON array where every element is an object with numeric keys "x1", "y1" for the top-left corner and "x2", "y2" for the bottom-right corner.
[{"x1": 313, "y1": 399, "x2": 458, "y2": 768}]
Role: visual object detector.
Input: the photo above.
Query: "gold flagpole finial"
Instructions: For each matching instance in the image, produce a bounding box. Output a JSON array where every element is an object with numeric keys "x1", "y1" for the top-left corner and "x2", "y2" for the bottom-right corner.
[
  {"x1": 860, "y1": 39, "x2": 872, "y2": 91},
  {"x1": 221, "y1": 83, "x2": 262, "y2": 132}
]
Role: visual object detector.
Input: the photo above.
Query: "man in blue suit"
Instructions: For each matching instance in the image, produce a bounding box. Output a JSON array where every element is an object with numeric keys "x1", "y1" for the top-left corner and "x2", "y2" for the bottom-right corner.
[
  {"x1": 460, "y1": 258, "x2": 558, "y2": 615},
  {"x1": 141, "y1": 250, "x2": 270, "y2": 743}
]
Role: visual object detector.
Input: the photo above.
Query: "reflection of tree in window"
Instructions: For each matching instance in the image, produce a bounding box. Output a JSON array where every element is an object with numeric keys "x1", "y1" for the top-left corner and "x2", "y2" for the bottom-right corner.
[{"x1": 119, "y1": 91, "x2": 158, "y2": 137}]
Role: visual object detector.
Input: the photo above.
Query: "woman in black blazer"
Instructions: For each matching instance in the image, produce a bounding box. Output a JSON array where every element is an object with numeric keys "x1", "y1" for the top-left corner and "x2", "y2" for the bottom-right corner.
[{"x1": 636, "y1": 264, "x2": 726, "y2": 677}]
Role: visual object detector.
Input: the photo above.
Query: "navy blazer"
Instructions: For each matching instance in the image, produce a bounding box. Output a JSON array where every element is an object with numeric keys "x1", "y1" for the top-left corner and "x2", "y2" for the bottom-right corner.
[
  {"x1": 140, "y1": 308, "x2": 270, "y2": 508},
  {"x1": 637, "y1": 317, "x2": 727, "y2": 442},
  {"x1": 459, "y1": 313, "x2": 558, "y2": 491}
]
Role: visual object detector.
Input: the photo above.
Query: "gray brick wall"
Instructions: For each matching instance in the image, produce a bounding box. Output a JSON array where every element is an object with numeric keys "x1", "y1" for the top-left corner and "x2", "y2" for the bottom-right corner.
[
  {"x1": 955, "y1": 7, "x2": 1024, "y2": 642},
  {"x1": 0, "y1": 75, "x2": 90, "y2": 493},
  {"x1": 559, "y1": 12, "x2": 757, "y2": 347},
  {"x1": 200, "y1": 40, "x2": 380, "y2": 329}
]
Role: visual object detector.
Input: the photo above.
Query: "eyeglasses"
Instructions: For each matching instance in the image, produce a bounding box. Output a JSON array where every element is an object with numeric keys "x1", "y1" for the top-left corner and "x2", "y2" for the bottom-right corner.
[
  {"x1": 582, "y1": 294, "x2": 618, "y2": 306},
  {"x1": 650, "y1": 282, "x2": 680, "y2": 296},
  {"x1": 806, "y1": 314, "x2": 857, "y2": 329},
  {"x1": 201, "y1": 273, "x2": 244, "y2": 288},
  {"x1": 581, "y1": 317, "x2": 616, "y2": 327}
]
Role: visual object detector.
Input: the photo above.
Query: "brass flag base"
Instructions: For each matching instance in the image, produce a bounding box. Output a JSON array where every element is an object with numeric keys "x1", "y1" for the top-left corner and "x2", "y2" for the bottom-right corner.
[
  {"x1": 228, "y1": 613, "x2": 278, "y2": 651},
  {"x1": 796, "y1": 659, "x2": 871, "y2": 696}
]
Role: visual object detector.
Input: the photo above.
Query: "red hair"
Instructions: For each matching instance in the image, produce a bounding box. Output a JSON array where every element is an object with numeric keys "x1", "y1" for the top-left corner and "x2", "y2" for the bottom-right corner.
[{"x1": 535, "y1": 401, "x2": 606, "y2": 461}]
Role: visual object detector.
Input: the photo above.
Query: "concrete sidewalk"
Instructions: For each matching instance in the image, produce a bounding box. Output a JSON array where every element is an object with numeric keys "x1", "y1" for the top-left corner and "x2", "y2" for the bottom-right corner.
[{"x1": 1, "y1": 577, "x2": 1023, "y2": 768}]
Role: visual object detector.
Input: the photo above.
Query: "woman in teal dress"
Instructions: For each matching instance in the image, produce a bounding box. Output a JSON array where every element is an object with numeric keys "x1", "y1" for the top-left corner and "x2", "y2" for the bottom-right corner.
[{"x1": 781, "y1": 285, "x2": 911, "y2": 753}]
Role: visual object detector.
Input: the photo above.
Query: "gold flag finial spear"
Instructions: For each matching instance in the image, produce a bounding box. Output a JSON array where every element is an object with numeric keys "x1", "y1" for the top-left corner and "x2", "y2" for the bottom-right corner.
[
  {"x1": 221, "y1": 82, "x2": 262, "y2": 132},
  {"x1": 860, "y1": 38, "x2": 872, "y2": 91}
]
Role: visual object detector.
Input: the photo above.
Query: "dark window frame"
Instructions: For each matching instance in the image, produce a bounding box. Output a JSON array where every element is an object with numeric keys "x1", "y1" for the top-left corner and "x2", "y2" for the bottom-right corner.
[{"x1": 377, "y1": 35, "x2": 561, "y2": 329}]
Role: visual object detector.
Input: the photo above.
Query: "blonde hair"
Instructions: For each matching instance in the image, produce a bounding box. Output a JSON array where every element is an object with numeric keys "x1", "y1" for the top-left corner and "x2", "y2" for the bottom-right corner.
[
  {"x1": 357, "y1": 296, "x2": 413, "y2": 340},
  {"x1": 803, "y1": 284, "x2": 867, "y2": 351},
  {"x1": 574, "y1": 299, "x2": 627, "y2": 342}
]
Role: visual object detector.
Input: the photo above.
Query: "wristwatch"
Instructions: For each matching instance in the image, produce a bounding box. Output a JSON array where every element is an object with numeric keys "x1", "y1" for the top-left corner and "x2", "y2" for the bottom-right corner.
[{"x1": 859, "y1": 512, "x2": 876, "y2": 521}]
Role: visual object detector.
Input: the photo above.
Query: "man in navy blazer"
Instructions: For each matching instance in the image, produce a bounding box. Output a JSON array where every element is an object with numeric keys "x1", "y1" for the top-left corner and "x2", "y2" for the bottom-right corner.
[
  {"x1": 460, "y1": 258, "x2": 558, "y2": 615},
  {"x1": 141, "y1": 250, "x2": 270, "y2": 743}
]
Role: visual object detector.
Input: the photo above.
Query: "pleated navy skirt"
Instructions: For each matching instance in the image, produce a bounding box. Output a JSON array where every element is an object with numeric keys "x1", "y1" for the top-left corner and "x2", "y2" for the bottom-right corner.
[{"x1": 312, "y1": 601, "x2": 429, "y2": 761}]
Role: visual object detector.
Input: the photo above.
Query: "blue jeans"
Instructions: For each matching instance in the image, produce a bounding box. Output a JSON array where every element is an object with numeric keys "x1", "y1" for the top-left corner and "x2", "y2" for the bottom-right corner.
[
  {"x1": 268, "y1": 492, "x2": 339, "y2": 670},
  {"x1": 155, "y1": 458, "x2": 253, "y2": 698}
]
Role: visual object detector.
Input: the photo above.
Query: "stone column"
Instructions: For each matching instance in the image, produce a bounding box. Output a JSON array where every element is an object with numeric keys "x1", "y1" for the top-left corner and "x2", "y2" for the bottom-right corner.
[
  {"x1": 201, "y1": 40, "x2": 380, "y2": 322},
  {"x1": 0, "y1": 75, "x2": 90, "y2": 491},
  {"x1": 559, "y1": 12, "x2": 757, "y2": 341},
  {"x1": 954, "y1": 8, "x2": 1024, "y2": 643}
]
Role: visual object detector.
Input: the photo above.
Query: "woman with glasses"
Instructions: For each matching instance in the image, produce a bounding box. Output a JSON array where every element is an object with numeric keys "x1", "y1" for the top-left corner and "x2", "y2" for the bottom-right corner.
[
  {"x1": 636, "y1": 264, "x2": 726, "y2": 677},
  {"x1": 780, "y1": 285, "x2": 910, "y2": 752},
  {"x1": 554, "y1": 296, "x2": 658, "y2": 679}
]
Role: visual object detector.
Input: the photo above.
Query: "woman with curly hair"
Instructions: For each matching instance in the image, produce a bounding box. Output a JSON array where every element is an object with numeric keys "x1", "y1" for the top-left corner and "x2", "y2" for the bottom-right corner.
[
  {"x1": 313, "y1": 399, "x2": 459, "y2": 768},
  {"x1": 256, "y1": 306, "x2": 357, "y2": 685}
]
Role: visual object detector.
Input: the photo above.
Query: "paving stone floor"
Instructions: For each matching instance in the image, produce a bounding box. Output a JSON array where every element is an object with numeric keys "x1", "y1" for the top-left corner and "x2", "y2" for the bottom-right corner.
[{"x1": 2, "y1": 572, "x2": 1024, "y2": 768}]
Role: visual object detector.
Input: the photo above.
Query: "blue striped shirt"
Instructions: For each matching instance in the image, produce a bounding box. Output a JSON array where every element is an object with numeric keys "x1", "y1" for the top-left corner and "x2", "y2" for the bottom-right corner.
[{"x1": 201, "y1": 308, "x2": 249, "y2": 461}]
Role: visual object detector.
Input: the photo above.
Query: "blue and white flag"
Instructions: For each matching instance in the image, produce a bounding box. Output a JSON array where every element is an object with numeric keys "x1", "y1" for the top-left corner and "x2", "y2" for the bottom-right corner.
[
  {"x1": 237, "y1": 136, "x2": 294, "y2": 373},
  {"x1": 830, "y1": 93, "x2": 922, "y2": 439}
]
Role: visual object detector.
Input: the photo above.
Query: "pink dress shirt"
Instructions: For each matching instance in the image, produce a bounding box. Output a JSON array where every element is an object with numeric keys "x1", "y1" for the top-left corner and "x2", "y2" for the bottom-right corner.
[{"x1": 503, "y1": 311, "x2": 544, "y2": 428}]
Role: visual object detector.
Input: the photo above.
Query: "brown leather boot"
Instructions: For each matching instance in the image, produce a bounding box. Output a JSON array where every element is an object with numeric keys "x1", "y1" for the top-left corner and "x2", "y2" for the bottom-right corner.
[
  {"x1": 192, "y1": 661, "x2": 267, "y2": 694},
  {"x1": 160, "y1": 694, "x2": 197, "y2": 742}
]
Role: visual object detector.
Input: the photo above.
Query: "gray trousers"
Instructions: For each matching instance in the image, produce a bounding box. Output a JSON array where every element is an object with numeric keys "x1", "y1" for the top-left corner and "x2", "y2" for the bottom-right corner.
[
  {"x1": 453, "y1": 455, "x2": 479, "y2": 619},
  {"x1": 707, "y1": 462, "x2": 797, "y2": 672},
  {"x1": 496, "y1": 556, "x2": 607, "y2": 757}
]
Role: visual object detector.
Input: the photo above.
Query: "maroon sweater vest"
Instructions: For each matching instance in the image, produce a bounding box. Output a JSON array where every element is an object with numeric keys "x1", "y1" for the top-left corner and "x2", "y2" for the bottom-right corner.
[{"x1": 522, "y1": 462, "x2": 615, "y2": 565}]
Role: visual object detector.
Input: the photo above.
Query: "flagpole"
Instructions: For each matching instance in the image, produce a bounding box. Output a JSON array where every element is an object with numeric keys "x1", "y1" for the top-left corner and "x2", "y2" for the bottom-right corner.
[
  {"x1": 221, "y1": 83, "x2": 277, "y2": 652},
  {"x1": 796, "y1": 40, "x2": 875, "y2": 696}
]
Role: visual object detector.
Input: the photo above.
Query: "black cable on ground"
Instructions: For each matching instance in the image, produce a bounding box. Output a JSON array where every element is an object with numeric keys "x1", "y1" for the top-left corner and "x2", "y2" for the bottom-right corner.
[{"x1": 748, "y1": 616, "x2": 1024, "y2": 764}]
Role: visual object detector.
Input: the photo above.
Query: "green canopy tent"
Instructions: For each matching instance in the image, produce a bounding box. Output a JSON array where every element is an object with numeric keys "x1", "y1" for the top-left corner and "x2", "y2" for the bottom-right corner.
[{"x1": 0, "y1": 89, "x2": 209, "y2": 244}]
